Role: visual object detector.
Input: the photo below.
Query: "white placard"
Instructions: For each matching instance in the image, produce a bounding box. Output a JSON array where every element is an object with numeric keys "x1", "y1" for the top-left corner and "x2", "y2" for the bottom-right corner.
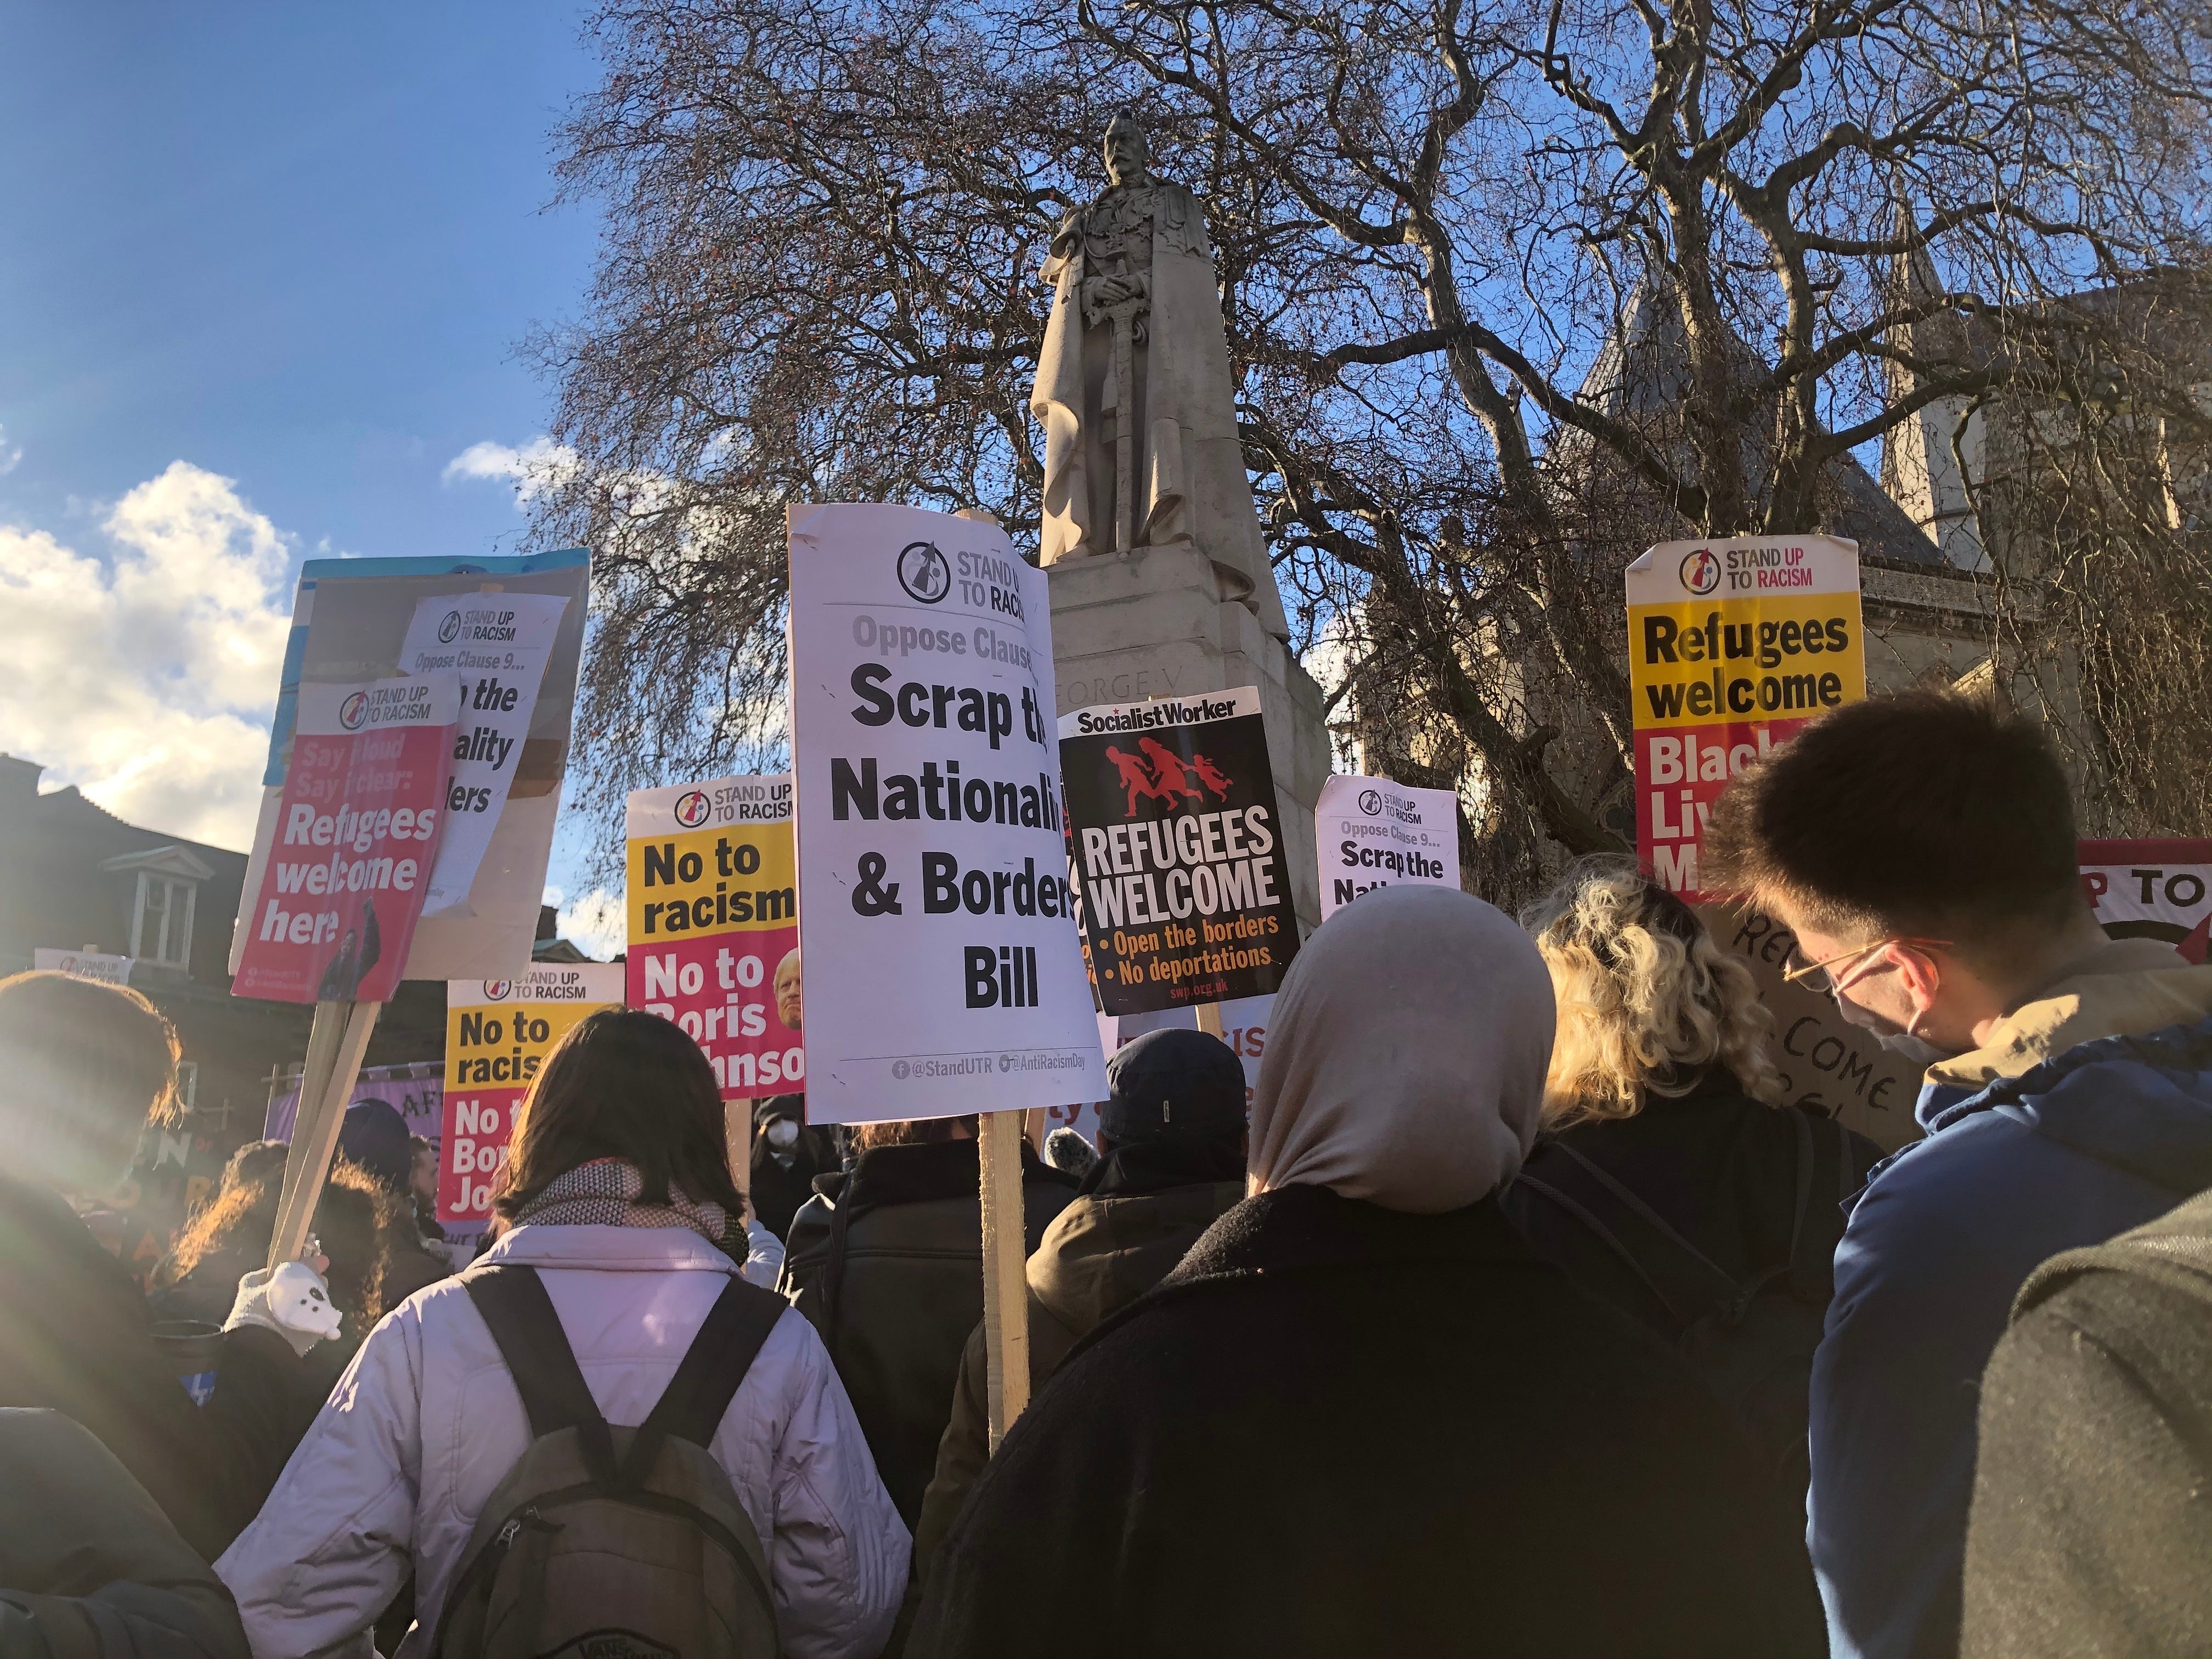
[
  {"x1": 399, "y1": 592, "x2": 571, "y2": 916},
  {"x1": 33, "y1": 949, "x2": 134, "y2": 985},
  {"x1": 787, "y1": 503, "x2": 1108, "y2": 1123},
  {"x1": 1314, "y1": 774, "x2": 1462, "y2": 921},
  {"x1": 226, "y1": 552, "x2": 590, "y2": 984}
]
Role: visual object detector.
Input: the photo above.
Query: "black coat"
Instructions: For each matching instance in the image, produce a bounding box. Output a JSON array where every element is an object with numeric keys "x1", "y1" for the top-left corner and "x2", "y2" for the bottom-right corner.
[
  {"x1": 1508, "y1": 1073, "x2": 1884, "y2": 1330},
  {"x1": 910, "y1": 1138, "x2": 1247, "y2": 1576},
  {"x1": 780, "y1": 1138, "x2": 1075, "y2": 1526},
  {"x1": 748, "y1": 1094, "x2": 836, "y2": 1243},
  {"x1": 1962, "y1": 1184, "x2": 2212, "y2": 1657},
  {"x1": 909, "y1": 1183, "x2": 1825, "y2": 1659},
  {"x1": 0, "y1": 1174, "x2": 322, "y2": 1560}
]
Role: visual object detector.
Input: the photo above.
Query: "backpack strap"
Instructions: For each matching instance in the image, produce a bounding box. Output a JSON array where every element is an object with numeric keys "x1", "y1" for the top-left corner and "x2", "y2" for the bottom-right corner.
[
  {"x1": 462, "y1": 1265, "x2": 619, "y2": 1484},
  {"x1": 1786, "y1": 1115, "x2": 1855, "y2": 1300},
  {"x1": 620, "y1": 1276, "x2": 788, "y2": 1484},
  {"x1": 1514, "y1": 1173, "x2": 1715, "y2": 1328},
  {"x1": 816, "y1": 1193, "x2": 857, "y2": 1370},
  {"x1": 1517, "y1": 1142, "x2": 1748, "y2": 1331}
]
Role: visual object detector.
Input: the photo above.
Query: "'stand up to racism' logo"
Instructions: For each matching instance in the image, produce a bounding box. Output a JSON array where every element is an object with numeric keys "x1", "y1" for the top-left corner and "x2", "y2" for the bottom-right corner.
[
  {"x1": 438, "y1": 609, "x2": 464, "y2": 644},
  {"x1": 1358, "y1": 788, "x2": 1384, "y2": 816},
  {"x1": 1678, "y1": 547, "x2": 1722, "y2": 596},
  {"x1": 896, "y1": 540, "x2": 952, "y2": 605},
  {"x1": 338, "y1": 691, "x2": 370, "y2": 731},
  {"x1": 673, "y1": 789, "x2": 712, "y2": 829},
  {"x1": 483, "y1": 980, "x2": 513, "y2": 1001}
]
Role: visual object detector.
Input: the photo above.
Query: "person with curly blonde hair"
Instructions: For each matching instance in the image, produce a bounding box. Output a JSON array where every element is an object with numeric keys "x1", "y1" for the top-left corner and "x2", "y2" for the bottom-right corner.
[
  {"x1": 1526, "y1": 857, "x2": 1787, "y2": 1124},
  {"x1": 1503, "y1": 859, "x2": 1881, "y2": 1486}
]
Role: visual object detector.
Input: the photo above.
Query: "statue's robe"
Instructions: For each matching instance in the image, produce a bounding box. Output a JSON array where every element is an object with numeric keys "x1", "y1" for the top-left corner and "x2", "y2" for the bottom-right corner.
[{"x1": 1031, "y1": 177, "x2": 1291, "y2": 642}]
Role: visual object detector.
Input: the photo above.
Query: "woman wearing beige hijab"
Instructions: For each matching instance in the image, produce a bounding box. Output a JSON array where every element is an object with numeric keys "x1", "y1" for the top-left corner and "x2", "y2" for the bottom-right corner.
[{"x1": 911, "y1": 886, "x2": 1823, "y2": 1659}]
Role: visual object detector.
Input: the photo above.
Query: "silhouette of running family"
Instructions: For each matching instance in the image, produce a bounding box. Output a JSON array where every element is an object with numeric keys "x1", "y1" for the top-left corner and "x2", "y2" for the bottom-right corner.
[{"x1": 1103, "y1": 737, "x2": 1235, "y2": 816}]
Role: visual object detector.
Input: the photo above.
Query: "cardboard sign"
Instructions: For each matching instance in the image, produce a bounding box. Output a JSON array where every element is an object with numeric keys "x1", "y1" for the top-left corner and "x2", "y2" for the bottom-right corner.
[
  {"x1": 1696, "y1": 901, "x2": 1923, "y2": 1150},
  {"x1": 439, "y1": 964, "x2": 625, "y2": 1224},
  {"x1": 229, "y1": 551, "x2": 590, "y2": 984},
  {"x1": 1628, "y1": 537, "x2": 1865, "y2": 900},
  {"x1": 2080, "y1": 839, "x2": 2212, "y2": 961},
  {"x1": 32, "y1": 949, "x2": 134, "y2": 986},
  {"x1": 232, "y1": 678, "x2": 458, "y2": 1005},
  {"x1": 626, "y1": 774, "x2": 804, "y2": 1097},
  {"x1": 1059, "y1": 687, "x2": 1300, "y2": 1015},
  {"x1": 1314, "y1": 775, "x2": 1460, "y2": 921},
  {"x1": 787, "y1": 503, "x2": 1107, "y2": 1123},
  {"x1": 398, "y1": 592, "x2": 572, "y2": 916}
]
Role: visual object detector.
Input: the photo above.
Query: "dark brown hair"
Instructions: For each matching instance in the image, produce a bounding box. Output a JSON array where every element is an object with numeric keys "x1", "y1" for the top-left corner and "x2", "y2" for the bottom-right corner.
[
  {"x1": 855, "y1": 1116, "x2": 979, "y2": 1149},
  {"x1": 1704, "y1": 692, "x2": 2083, "y2": 958},
  {"x1": 492, "y1": 1009, "x2": 744, "y2": 1229},
  {"x1": 220, "y1": 1139, "x2": 292, "y2": 1195},
  {"x1": 160, "y1": 1156, "x2": 389, "y2": 1327},
  {"x1": 0, "y1": 971, "x2": 180, "y2": 1184}
]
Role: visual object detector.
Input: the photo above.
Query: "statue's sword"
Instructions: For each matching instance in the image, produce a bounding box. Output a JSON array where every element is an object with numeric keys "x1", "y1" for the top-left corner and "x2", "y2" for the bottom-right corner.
[{"x1": 1104, "y1": 296, "x2": 1145, "y2": 554}]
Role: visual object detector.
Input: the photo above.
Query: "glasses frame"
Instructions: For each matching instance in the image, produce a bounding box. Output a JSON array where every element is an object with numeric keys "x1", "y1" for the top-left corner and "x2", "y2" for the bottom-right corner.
[{"x1": 1781, "y1": 936, "x2": 1954, "y2": 996}]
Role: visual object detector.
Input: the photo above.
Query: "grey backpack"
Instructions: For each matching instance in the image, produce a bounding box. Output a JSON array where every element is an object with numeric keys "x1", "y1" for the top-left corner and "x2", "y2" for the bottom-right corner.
[{"x1": 431, "y1": 1263, "x2": 786, "y2": 1659}]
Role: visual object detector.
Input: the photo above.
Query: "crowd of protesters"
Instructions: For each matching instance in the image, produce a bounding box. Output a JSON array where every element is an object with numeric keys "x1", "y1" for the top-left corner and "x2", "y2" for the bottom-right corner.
[{"x1": 3, "y1": 690, "x2": 2210, "y2": 1658}]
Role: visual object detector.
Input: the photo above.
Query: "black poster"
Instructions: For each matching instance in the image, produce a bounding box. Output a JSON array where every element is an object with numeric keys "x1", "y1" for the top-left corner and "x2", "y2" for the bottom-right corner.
[{"x1": 1057, "y1": 687, "x2": 1300, "y2": 1015}]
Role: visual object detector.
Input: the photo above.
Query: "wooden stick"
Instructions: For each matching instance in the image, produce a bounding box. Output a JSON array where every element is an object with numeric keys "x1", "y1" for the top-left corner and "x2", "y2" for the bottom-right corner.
[
  {"x1": 1194, "y1": 1001, "x2": 1226, "y2": 1037},
  {"x1": 978, "y1": 1109, "x2": 1031, "y2": 1450},
  {"x1": 271, "y1": 1000, "x2": 349, "y2": 1242},
  {"x1": 268, "y1": 1000, "x2": 382, "y2": 1269}
]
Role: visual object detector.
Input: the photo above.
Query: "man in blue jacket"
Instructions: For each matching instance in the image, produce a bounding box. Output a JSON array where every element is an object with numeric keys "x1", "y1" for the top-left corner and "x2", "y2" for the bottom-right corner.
[{"x1": 1706, "y1": 691, "x2": 2212, "y2": 1659}]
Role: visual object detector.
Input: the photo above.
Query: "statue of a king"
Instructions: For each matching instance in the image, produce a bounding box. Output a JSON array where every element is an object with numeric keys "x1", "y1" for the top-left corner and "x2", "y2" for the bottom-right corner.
[{"x1": 1030, "y1": 113, "x2": 1291, "y2": 642}]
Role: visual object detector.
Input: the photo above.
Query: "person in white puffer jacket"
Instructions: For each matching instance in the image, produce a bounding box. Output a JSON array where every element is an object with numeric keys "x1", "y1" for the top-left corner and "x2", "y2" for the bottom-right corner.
[{"x1": 216, "y1": 1010, "x2": 908, "y2": 1659}]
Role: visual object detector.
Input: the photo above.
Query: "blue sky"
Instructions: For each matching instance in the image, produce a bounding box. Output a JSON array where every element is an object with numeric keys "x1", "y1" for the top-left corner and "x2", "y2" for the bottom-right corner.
[{"x1": 0, "y1": 4, "x2": 623, "y2": 947}]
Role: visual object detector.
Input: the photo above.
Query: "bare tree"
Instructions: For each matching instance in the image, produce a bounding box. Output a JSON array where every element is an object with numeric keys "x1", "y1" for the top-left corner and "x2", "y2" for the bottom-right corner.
[{"x1": 532, "y1": 0, "x2": 2212, "y2": 899}]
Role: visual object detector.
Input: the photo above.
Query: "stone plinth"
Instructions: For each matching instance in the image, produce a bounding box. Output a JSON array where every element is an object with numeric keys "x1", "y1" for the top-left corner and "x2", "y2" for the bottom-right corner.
[{"x1": 1048, "y1": 540, "x2": 1332, "y2": 932}]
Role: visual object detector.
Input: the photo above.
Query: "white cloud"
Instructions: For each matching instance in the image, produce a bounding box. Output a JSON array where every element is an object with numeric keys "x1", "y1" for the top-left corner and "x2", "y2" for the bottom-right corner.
[
  {"x1": 443, "y1": 435, "x2": 578, "y2": 506},
  {"x1": 0, "y1": 461, "x2": 295, "y2": 849},
  {"x1": 0, "y1": 426, "x2": 20, "y2": 476},
  {"x1": 554, "y1": 885, "x2": 626, "y2": 961}
]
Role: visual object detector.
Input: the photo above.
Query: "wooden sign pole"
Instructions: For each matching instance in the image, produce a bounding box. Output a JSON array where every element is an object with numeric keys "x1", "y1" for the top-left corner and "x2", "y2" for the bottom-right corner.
[
  {"x1": 978, "y1": 1108, "x2": 1032, "y2": 1450},
  {"x1": 1194, "y1": 1001, "x2": 1226, "y2": 1037},
  {"x1": 267, "y1": 998, "x2": 381, "y2": 1270}
]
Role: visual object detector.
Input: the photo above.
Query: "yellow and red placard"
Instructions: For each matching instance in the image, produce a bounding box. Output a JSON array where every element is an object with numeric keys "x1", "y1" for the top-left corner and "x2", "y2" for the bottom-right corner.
[
  {"x1": 625, "y1": 775, "x2": 803, "y2": 1097},
  {"x1": 1627, "y1": 537, "x2": 1866, "y2": 901},
  {"x1": 439, "y1": 964, "x2": 624, "y2": 1224}
]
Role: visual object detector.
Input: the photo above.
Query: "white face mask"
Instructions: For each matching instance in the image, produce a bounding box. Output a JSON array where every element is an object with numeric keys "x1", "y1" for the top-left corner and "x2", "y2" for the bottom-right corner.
[
  {"x1": 1833, "y1": 992, "x2": 1957, "y2": 1068},
  {"x1": 766, "y1": 1116, "x2": 799, "y2": 1150}
]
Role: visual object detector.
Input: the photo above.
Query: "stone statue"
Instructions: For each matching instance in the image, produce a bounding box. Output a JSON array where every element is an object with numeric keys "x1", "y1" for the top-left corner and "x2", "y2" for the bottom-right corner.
[{"x1": 1032, "y1": 114, "x2": 1291, "y2": 642}]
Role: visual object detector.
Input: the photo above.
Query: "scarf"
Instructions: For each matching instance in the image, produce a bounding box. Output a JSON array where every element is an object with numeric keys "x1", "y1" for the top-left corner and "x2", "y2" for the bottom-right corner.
[
  {"x1": 1250, "y1": 884, "x2": 1556, "y2": 1213},
  {"x1": 511, "y1": 1158, "x2": 729, "y2": 1245}
]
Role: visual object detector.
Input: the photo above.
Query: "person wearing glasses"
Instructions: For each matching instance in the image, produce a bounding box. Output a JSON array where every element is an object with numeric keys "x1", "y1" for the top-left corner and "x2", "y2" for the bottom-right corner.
[{"x1": 1705, "y1": 691, "x2": 2212, "y2": 1659}]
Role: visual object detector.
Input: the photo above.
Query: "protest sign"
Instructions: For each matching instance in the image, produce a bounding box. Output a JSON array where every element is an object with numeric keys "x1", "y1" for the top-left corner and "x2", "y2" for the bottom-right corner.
[
  {"x1": 439, "y1": 964, "x2": 624, "y2": 1225},
  {"x1": 626, "y1": 774, "x2": 803, "y2": 1097},
  {"x1": 1059, "y1": 687, "x2": 1300, "y2": 1015},
  {"x1": 2080, "y1": 839, "x2": 2212, "y2": 961},
  {"x1": 229, "y1": 550, "x2": 590, "y2": 984},
  {"x1": 1628, "y1": 536, "x2": 1865, "y2": 901},
  {"x1": 32, "y1": 949, "x2": 133, "y2": 985},
  {"x1": 231, "y1": 677, "x2": 458, "y2": 1005},
  {"x1": 788, "y1": 502, "x2": 1107, "y2": 1123},
  {"x1": 1695, "y1": 901, "x2": 1923, "y2": 1150},
  {"x1": 398, "y1": 592, "x2": 571, "y2": 916},
  {"x1": 1314, "y1": 774, "x2": 1460, "y2": 922}
]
